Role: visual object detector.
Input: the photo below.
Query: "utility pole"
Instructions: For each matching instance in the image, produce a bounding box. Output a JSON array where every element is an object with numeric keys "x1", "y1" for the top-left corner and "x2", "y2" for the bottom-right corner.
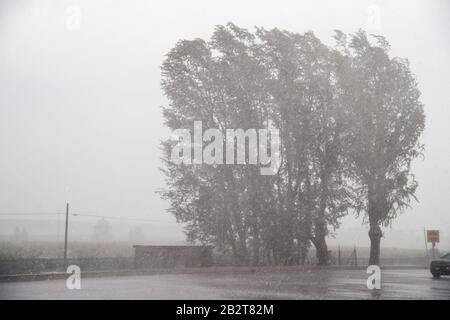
[
  {"x1": 338, "y1": 245, "x2": 341, "y2": 266},
  {"x1": 63, "y1": 203, "x2": 69, "y2": 270},
  {"x1": 424, "y1": 228, "x2": 429, "y2": 267},
  {"x1": 432, "y1": 242, "x2": 436, "y2": 259}
]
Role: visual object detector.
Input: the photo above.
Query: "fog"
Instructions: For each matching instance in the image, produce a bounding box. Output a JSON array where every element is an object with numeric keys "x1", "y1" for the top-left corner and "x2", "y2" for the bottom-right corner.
[{"x1": 0, "y1": 0, "x2": 449, "y2": 250}]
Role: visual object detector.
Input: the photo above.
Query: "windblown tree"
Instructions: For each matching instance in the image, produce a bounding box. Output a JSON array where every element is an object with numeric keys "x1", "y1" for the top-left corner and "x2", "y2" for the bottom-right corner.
[
  {"x1": 159, "y1": 24, "x2": 277, "y2": 264},
  {"x1": 257, "y1": 28, "x2": 353, "y2": 264},
  {"x1": 159, "y1": 24, "x2": 423, "y2": 267},
  {"x1": 160, "y1": 23, "x2": 353, "y2": 265},
  {"x1": 334, "y1": 30, "x2": 425, "y2": 265}
]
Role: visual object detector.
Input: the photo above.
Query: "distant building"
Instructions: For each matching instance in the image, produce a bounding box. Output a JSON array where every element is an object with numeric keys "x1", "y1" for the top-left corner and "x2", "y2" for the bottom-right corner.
[{"x1": 133, "y1": 245, "x2": 213, "y2": 269}]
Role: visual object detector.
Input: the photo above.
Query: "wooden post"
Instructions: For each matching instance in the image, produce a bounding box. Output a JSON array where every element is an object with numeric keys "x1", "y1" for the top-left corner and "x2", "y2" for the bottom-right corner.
[
  {"x1": 338, "y1": 245, "x2": 341, "y2": 266},
  {"x1": 432, "y1": 242, "x2": 436, "y2": 259},
  {"x1": 424, "y1": 228, "x2": 429, "y2": 266},
  {"x1": 63, "y1": 203, "x2": 69, "y2": 269}
]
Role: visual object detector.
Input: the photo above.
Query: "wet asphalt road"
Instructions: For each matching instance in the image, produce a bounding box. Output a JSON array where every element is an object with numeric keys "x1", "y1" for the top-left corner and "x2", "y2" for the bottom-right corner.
[{"x1": 0, "y1": 268, "x2": 449, "y2": 300}]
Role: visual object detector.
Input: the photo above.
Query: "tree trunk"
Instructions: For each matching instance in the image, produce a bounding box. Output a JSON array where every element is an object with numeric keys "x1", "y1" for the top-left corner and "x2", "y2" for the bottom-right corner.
[
  {"x1": 312, "y1": 220, "x2": 329, "y2": 265},
  {"x1": 314, "y1": 172, "x2": 330, "y2": 266},
  {"x1": 252, "y1": 238, "x2": 260, "y2": 266},
  {"x1": 368, "y1": 223, "x2": 382, "y2": 265},
  {"x1": 313, "y1": 236, "x2": 329, "y2": 265},
  {"x1": 300, "y1": 244, "x2": 308, "y2": 265},
  {"x1": 368, "y1": 182, "x2": 383, "y2": 266}
]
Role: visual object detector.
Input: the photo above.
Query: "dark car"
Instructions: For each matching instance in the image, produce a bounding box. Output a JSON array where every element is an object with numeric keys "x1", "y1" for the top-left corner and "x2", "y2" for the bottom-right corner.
[{"x1": 430, "y1": 253, "x2": 450, "y2": 278}]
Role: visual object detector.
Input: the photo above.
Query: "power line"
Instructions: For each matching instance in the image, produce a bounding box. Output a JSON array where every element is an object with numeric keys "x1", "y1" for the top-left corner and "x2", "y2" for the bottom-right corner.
[
  {"x1": 71, "y1": 213, "x2": 177, "y2": 224},
  {"x1": 0, "y1": 211, "x2": 177, "y2": 224},
  {"x1": 0, "y1": 213, "x2": 63, "y2": 216}
]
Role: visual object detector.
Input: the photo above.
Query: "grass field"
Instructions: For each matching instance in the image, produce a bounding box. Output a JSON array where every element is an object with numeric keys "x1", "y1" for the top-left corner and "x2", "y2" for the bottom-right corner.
[
  {"x1": 0, "y1": 241, "x2": 135, "y2": 259},
  {"x1": 0, "y1": 241, "x2": 436, "y2": 266}
]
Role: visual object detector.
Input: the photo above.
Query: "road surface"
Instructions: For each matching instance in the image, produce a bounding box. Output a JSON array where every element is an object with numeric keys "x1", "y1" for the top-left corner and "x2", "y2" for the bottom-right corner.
[{"x1": 0, "y1": 268, "x2": 449, "y2": 299}]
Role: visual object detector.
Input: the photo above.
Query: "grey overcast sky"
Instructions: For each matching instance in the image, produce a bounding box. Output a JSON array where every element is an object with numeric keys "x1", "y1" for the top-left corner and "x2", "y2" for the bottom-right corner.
[{"x1": 0, "y1": 0, "x2": 449, "y2": 248}]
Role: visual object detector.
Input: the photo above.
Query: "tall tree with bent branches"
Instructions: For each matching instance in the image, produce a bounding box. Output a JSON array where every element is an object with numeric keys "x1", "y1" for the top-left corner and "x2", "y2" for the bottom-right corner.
[
  {"x1": 334, "y1": 30, "x2": 425, "y2": 265},
  {"x1": 158, "y1": 24, "x2": 425, "y2": 266}
]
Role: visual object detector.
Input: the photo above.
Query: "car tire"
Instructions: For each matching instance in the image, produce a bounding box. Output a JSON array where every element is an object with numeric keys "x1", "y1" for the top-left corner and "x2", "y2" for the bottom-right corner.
[{"x1": 432, "y1": 273, "x2": 440, "y2": 278}]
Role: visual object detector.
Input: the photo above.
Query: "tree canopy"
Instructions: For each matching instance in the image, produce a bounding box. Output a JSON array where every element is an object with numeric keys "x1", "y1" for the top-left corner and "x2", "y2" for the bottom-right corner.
[{"x1": 159, "y1": 23, "x2": 425, "y2": 266}]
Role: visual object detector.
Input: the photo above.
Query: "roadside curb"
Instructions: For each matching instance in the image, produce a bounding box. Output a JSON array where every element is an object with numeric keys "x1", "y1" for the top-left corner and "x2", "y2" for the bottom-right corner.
[{"x1": 0, "y1": 265, "x2": 426, "y2": 283}]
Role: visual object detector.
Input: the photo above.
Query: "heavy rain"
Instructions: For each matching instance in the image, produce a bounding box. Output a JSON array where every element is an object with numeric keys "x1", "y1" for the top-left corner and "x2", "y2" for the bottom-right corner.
[{"x1": 0, "y1": 0, "x2": 449, "y2": 304}]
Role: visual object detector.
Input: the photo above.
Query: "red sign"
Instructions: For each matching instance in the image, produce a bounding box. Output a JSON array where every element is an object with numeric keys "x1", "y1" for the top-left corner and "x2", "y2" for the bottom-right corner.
[{"x1": 427, "y1": 230, "x2": 439, "y2": 243}]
